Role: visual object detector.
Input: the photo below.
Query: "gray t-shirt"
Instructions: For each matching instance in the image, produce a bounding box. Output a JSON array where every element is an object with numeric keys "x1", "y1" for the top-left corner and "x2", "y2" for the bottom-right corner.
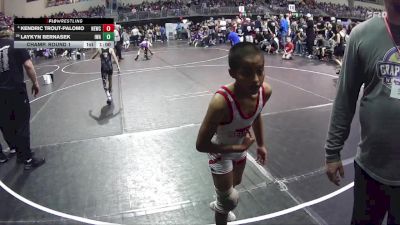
[{"x1": 325, "y1": 17, "x2": 400, "y2": 186}]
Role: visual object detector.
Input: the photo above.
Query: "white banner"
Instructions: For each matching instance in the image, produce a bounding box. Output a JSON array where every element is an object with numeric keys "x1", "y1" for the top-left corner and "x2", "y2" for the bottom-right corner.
[
  {"x1": 288, "y1": 4, "x2": 296, "y2": 12},
  {"x1": 165, "y1": 23, "x2": 177, "y2": 40}
]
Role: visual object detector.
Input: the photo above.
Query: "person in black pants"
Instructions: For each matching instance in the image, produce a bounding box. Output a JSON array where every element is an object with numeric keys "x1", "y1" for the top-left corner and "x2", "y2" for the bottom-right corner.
[
  {"x1": 0, "y1": 24, "x2": 45, "y2": 170},
  {"x1": 305, "y1": 14, "x2": 315, "y2": 58},
  {"x1": 114, "y1": 25, "x2": 123, "y2": 61},
  {"x1": 325, "y1": 0, "x2": 400, "y2": 224}
]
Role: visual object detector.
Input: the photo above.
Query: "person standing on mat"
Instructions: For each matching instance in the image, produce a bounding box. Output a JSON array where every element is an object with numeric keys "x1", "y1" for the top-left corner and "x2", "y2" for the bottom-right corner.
[
  {"x1": 333, "y1": 24, "x2": 347, "y2": 74},
  {"x1": 0, "y1": 23, "x2": 45, "y2": 169},
  {"x1": 325, "y1": 0, "x2": 400, "y2": 224},
  {"x1": 91, "y1": 48, "x2": 120, "y2": 105},
  {"x1": 114, "y1": 24, "x2": 123, "y2": 61},
  {"x1": 135, "y1": 38, "x2": 153, "y2": 61},
  {"x1": 196, "y1": 42, "x2": 271, "y2": 225}
]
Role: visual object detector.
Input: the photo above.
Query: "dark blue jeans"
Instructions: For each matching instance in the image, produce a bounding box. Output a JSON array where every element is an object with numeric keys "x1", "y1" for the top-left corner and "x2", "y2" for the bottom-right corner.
[{"x1": 352, "y1": 162, "x2": 400, "y2": 225}]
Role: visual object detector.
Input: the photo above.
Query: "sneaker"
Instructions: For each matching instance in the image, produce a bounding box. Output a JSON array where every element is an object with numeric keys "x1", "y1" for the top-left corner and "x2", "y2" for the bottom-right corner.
[
  {"x1": 9, "y1": 148, "x2": 16, "y2": 154},
  {"x1": 16, "y1": 151, "x2": 35, "y2": 164},
  {"x1": 134, "y1": 56, "x2": 139, "y2": 61},
  {"x1": 24, "y1": 157, "x2": 45, "y2": 170},
  {"x1": 0, "y1": 152, "x2": 8, "y2": 163},
  {"x1": 209, "y1": 201, "x2": 237, "y2": 222}
]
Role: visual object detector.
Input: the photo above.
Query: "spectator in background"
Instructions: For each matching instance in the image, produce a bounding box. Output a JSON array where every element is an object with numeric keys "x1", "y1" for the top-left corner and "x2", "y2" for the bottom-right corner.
[
  {"x1": 325, "y1": 23, "x2": 335, "y2": 40},
  {"x1": 316, "y1": 17, "x2": 326, "y2": 37},
  {"x1": 155, "y1": 24, "x2": 161, "y2": 42},
  {"x1": 254, "y1": 28, "x2": 264, "y2": 45},
  {"x1": 131, "y1": 26, "x2": 140, "y2": 46},
  {"x1": 176, "y1": 21, "x2": 183, "y2": 40},
  {"x1": 267, "y1": 18, "x2": 277, "y2": 37},
  {"x1": 305, "y1": 13, "x2": 315, "y2": 58},
  {"x1": 286, "y1": 13, "x2": 292, "y2": 38},
  {"x1": 280, "y1": 14, "x2": 289, "y2": 49},
  {"x1": 160, "y1": 25, "x2": 167, "y2": 42},
  {"x1": 122, "y1": 28, "x2": 130, "y2": 50},
  {"x1": 219, "y1": 18, "x2": 227, "y2": 44},
  {"x1": 265, "y1": 33, "x2": 279, "y2": 54},
  {"x1": 114, "y1": 24, "x2": 123, "y2": 61},
  {"x1": 208, "y1": 17, "x2": 216, "y2": 45},
  {"x1": 227, "y1": 29, "x2": 241, "y2": 46},
  {"x1": 330, "y1": 17, "x2": 337, "y2": 34},
  {"x1": 282, "y1": 36, "x2": 294, "y2": 59},
  {"x1": 333, "y1": 24, "x2": 346, "y2": 74},
  {"x1": 290, "y1": 19, "x2": 298, "y2": 40},
  {"x1": 295, "y1": 28, "x2": 306, "y2": 55},
  {"x1": 243, "y1": 20, "x2": 254, "y2": 43},
  {"x1": 255, "y1": 15, "x2": 262, "y2": 30}
]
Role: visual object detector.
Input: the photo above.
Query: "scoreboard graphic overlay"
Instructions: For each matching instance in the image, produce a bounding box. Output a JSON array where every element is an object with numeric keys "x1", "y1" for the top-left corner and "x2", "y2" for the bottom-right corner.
[{"x1": 14, "y1": 18, "x2": 115, "y2": 49}]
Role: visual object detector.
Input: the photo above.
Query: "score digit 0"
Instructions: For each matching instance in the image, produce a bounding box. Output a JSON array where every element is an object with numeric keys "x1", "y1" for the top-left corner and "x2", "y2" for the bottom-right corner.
[
  {"x1": 102, "y1": 24, "x2": 115, "y2": 32},
  {"x1": 102, "y1": 32, "x2": 114, "y2": 41}
]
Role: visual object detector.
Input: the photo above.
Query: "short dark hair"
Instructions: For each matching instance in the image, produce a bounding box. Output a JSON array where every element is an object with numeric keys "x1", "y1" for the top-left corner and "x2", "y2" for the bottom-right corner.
[{"x1": 229, "y1": 42, "x2": 263, "y2": 71}]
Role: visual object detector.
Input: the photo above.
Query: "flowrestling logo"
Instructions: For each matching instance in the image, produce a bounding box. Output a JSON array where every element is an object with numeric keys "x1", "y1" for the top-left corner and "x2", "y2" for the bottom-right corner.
[{"x1": 377, "y1": 47, "x2": 400, "y2": 88}]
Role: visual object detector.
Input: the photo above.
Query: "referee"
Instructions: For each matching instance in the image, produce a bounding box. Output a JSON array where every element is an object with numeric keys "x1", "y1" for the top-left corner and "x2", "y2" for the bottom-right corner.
[{"x1": 0, "y1": 23, "x2": 45, "y2": 170}]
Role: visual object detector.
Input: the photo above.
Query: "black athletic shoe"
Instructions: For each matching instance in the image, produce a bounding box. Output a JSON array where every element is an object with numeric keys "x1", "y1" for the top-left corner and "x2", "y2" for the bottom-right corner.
[
  {"x1": 0, "y1": 152, "x2": 8, "y2": 163},
  {"x1": 24, "y1": 157, "x2": 45, "y2": 170},
  {"x1": 9, "y1": 148, "x2": 16, "y2": 157},
  {"x1": 134, "y1": 56, "x2": 139, "y2": 61},
  {"x1": 16, "y1": 151, "x2": 35, "y2": 163}
]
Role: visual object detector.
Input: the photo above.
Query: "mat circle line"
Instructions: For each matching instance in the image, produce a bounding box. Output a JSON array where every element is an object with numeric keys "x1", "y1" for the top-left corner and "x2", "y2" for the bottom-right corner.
[{"x1": 61, "y1": 48, "x2": 229, "y2": 75}]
